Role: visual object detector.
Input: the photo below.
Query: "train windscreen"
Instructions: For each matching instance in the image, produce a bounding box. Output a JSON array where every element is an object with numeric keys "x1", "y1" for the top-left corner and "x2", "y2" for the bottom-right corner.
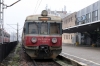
[
  {"x1": 25, "y1": 22, "x2": 61, "y2": 35},
  {"x1": 28, "y1": 23, "x2": 39, "y2": 34},
  {"x1": 40, "y1": 23, "x2": 48, "y2": 34},
  {"x1": 50, "y1": 23, "x2": 60, "y2": 34}
]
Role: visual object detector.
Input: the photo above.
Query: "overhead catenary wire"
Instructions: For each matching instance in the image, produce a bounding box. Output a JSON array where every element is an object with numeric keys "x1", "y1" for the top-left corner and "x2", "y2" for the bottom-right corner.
[
  {"x1": 7, "y1": 24, "x2": 17, "y2": 30},
  {"x1": 34, "y1": 0, "x2": 42, "y2": 14},
  {"x1": 34, "y1": 0, "x2": 40, "y2": 14},
  {"x1": 0, "y1": 0, "x2": 21, "y2": 44},
  {"x1": 4, "y1": 28, "x2": 13, "y2": 33},
  {"x1": 19, "y1": 27, "x2": 23, "y2": 31}
]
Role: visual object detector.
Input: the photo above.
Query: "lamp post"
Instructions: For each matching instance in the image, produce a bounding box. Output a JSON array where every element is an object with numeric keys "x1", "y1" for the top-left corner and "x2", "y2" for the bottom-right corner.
[
  {"x1": 0, "y1": 0, "x2": 4, "y2": 44},
  {"x1": 0, "y1": 0, "x2": 20, "y2": 44}
]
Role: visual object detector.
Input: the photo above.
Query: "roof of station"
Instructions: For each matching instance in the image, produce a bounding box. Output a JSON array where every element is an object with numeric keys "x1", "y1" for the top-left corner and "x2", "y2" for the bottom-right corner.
[{"x1": 63, "y1": 20, "x2": 100, "y2": 33}]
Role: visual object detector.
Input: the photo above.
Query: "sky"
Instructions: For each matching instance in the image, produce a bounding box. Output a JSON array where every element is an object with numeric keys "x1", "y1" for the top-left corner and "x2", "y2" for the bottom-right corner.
[{"x1": 4, "y1": 0, "x2": 99, "y2": 35}]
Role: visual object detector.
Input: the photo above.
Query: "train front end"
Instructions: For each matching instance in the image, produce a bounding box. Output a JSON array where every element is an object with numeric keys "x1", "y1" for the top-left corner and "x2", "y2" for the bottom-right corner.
[{"x1": 22, "y1": 10, "x2": 62, "y2": 59}]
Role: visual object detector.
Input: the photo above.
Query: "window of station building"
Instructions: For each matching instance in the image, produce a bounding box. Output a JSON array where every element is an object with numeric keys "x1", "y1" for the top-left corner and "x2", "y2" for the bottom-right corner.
[
  {"x1": 66, "y1": 20, "x2": 67, "y2": 24},
  {"x1": 77, "y1": 17, "x2": 81, "y2": 23},
  {"x1": 64, "y1": 35, "x2": 65, "y2": 39},
  {"x1": 92, "y1": 10, "x2": 98, "y2": 22},
  {"x1": 70, "y1": 18, "x2": 71, "y2": 22},
  {"x1": 69, "y1": 18, "x2": 70, "y2": 22},
  {"x1": 71, "y1": 35, "x2": 72, "y2": 39},
  {"x1": 86, "y1": 13, "x2": 91, "y2": 23},
  {"x1": 81, "y1": 15, "x2": 86, "y2": 24},
  {"x1": 67, "y1": 35, "x2": 68, "y2": 39},
  {"x1": 71, "y1": 17, "x2": 72, "y2": 21},
  {"x1": 66, "y1": 35, "x2": 68, "y2": 39},
  {"x1": 69, "y1": 35, "x2": 70, "y2": 39}
]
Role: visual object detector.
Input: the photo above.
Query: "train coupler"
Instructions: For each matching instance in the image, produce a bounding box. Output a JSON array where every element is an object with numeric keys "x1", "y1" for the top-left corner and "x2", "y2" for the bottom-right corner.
[{"x1": 37, "y1": 45, "x2": 51, "y2": 57}]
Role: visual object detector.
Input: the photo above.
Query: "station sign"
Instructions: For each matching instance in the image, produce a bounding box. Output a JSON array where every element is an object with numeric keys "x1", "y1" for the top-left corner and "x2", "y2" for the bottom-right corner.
[{"x1": 77, "y1": 15, "x2": 86, "y2": 22}]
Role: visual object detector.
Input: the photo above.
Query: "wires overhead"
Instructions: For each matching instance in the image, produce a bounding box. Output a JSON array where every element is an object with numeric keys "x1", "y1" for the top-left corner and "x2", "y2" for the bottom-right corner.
[
  {"x1": 34, "y1": 0, "x2": 42, "y2": 14},
  {"x1": 6, "y1": 0, "x2": 21, "y2": 7},
  {"x1": 34, "y1": 0, "x2": 39, "y2": 13},
  {"x1": 2, "y1": 0, "x2": 21, "y2": 9}
]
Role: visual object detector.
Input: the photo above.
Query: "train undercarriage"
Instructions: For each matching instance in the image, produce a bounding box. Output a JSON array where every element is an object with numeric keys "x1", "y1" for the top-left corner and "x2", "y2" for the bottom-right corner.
[{"x1": 23, "y1": 45, "x2": 62, "y2": 59}]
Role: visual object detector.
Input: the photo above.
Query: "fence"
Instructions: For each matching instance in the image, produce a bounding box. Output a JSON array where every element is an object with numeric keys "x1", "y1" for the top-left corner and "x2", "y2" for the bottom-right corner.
[{"x1": 0, "y1": 41, "x2": 18, "y2": 63}]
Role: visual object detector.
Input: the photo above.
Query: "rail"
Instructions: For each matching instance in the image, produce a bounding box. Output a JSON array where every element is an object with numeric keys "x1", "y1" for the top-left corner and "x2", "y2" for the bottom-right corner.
[{"x1": 32, "y1": 59, "x2": 61, "y2": 66}]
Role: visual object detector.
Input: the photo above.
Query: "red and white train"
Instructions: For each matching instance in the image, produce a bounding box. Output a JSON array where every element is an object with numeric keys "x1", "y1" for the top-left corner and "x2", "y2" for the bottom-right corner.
[
  {"x1": 0, "y1": 29, "x2": 10, "y2": 43},
  {"x1": 22, "y1": 10, "x2": 62, "y2": 59}
]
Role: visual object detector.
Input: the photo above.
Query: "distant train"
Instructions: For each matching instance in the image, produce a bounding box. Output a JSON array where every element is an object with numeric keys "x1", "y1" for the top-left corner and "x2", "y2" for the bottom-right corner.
[
  {"x1": 22, "y1": 10, "x2": 62, "y2": 59},
  {"x1": 0, "y1": 28, "x2": 10, "y2": 43}
]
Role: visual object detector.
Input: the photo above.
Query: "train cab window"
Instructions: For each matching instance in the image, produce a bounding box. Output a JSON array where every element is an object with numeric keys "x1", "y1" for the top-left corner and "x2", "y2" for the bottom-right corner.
[
  {"x1": 50, "y1": 23, "x2": 60, "y2": 34},
  {"x1": 28, "y1": 23, "x2": 39, "y2": 34},
  {"x1": 40, "y1": 23, "x2": 48, "y2": 34}
]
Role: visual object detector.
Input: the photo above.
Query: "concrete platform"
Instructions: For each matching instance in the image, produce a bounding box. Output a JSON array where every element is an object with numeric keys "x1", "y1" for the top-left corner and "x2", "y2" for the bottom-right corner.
[{"x1": 61, "y1": 44, "x2": 100, "y2": 66}]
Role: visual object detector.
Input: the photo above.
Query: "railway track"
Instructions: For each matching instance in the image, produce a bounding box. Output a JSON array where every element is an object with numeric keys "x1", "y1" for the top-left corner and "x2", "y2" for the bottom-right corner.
[
  {"x1": 32, "y1": 55, "x2": 83, "y2": 66},
  {"x1": 33, "y1": 59, "x2": 62, "y2": 66},
  {"x1": 21, "y1": 52, "x2": 82, "y2": 66},
  {"x1": 20, "y1": 47, "x2": 83, "y2": 66}
]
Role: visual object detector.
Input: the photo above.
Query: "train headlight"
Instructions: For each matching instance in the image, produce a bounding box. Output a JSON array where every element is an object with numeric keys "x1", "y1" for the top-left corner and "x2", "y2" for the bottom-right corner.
[
  {"x1": 41, "y1": 10, "x2": 48, "y2": 16},
  {"x1": 31, "y1": 37, "x2": 37, "y2": 43},
  {"x1": 52, "y1": 38, "x2": 57, "y2": 43}
]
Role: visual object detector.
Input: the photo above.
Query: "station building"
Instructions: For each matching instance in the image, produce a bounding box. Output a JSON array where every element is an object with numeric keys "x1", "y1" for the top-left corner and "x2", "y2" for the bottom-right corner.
[
  {"x1": 76, "y1": 0, "x2": 100, "y2": 45},
  {"x1": 63, "y1": 0, "x2": 100, "y2": 46},
  {"x1": 62, "y1": 12, "x2": 77, "y2": 44}
]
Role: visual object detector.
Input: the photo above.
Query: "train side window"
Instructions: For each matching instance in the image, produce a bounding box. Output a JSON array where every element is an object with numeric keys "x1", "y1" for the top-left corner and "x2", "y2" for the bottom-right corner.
[
  {"x1": 24, "y1": 22, "x2": 28, "y2": 34},
  {"x1": 23, "y1": 28, "x2": 25, "y2": 33}
]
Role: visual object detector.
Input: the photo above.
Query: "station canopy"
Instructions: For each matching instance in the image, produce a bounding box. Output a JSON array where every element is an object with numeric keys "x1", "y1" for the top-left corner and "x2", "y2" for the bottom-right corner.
[{"x1": 63, "y1": 20, "x2": 100, "y2": 33}]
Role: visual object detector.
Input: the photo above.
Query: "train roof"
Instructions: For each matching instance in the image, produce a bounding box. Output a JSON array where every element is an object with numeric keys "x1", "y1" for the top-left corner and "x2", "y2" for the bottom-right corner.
[{"x1": 25, "y1": 15, "x2": 62, "y2": 22}]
